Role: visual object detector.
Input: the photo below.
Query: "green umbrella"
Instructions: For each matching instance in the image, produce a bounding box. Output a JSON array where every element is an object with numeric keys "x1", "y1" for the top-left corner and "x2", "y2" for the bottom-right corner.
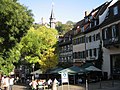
[{"x1": 58, "y1": 66, "x2": 86, "y2": 75}]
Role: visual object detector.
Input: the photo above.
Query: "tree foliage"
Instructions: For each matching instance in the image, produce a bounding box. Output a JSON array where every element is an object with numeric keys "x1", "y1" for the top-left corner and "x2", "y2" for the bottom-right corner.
[
  {"x1": 55, "y1": 21, "x2": 74, "y2": 35},
  {"x1": 0, "y1": 43, "x2": 22, "y2": 75},
  {"x1": 0, "y1": 0, "x2": 34, "y2": 74},
  {"x1": 20, "y1": 26, "x2": 58, "y2": 72},
  {"x1": 0, "y1": 0, "x2": 34, "y2": 52}
]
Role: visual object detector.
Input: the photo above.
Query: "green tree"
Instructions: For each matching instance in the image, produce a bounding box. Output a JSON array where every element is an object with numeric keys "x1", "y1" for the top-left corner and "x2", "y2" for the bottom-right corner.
[
  {"x1": 55, "y1": 21, "x2": 74, "y2": 35},
  {"x1": 0, "y1": 0, "x2": 34, "y2": 74},
  {"x1": 66, "y1": 20, "x2": 74, "y2": 25},
  {"x1": 20, "y1": 26, "x2": 58, "y2": 72},
  {"x1": 0, "y1": 43, "x2": 22, "y2": 75},
  {"x1": 55, "y1": 21, "x2": 63, "y2": 34},
  {"x1": 0, "y1": 0, "x2": 34, "y2": 52}
]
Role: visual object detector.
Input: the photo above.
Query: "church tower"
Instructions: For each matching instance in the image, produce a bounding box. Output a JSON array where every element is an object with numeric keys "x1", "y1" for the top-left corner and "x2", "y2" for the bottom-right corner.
[{"x1": 49, "y1": 2, "x2": 56, "y2": 29}]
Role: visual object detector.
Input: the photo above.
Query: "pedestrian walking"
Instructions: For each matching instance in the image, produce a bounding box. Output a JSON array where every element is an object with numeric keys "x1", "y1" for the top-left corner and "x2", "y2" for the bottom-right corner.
[
  {"x1": 47, "y1": 79, "x2": 52, "y2": 89},
  {"x1": 9, "y1": 77, "x2": 14, "y2": 90},
  {"x1": 52, "y1": 78, "x2": 59, "y2": 90}
]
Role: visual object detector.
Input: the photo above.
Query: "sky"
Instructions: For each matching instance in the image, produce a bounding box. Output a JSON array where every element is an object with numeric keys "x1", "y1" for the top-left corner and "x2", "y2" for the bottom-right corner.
[{"x1": 18, "y1": 0, "x2": 109, "y2": 24}]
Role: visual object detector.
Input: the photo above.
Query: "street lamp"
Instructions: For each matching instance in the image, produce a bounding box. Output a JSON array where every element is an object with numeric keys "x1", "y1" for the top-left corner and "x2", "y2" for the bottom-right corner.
[{"x1": 32, "y1": 64, "x2": 35, "y2": 80}]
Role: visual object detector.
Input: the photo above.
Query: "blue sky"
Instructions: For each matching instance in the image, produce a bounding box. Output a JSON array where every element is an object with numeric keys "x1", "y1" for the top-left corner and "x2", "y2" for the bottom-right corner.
[{"x1": 18, "y1": 0, "x2": 108, "y2": 23}]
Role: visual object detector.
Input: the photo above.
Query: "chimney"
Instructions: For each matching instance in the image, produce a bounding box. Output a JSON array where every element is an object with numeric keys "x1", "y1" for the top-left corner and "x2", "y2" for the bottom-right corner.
[{"x1": 85, "y1": 11, "x2": 89, "y2": 17}]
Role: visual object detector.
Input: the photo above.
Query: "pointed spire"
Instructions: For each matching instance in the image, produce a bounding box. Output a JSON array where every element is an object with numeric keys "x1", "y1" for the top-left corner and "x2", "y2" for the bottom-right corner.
[
  {"x1": 50, "y1": 2, "x2": 55, "y2": 19},
  {"x1": 50, "y1": 1, "x2": 56, "y2": 28}
]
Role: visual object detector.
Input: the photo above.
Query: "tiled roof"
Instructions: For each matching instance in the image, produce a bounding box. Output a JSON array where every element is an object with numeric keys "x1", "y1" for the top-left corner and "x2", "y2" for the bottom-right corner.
[{"x1": 100, "y1": 1, "x2": 120, "y2": 27}]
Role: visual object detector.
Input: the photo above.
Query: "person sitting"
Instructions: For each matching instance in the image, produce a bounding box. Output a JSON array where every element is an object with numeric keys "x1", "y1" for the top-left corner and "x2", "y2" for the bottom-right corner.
[
  {"x1": 29, "y1": 79, "x2": 38, "y2": 90},
  {"x1": 78, "y1": 78, "x2": 82, "y2": 84},
  {"x1": 37, "y1": 80, "x2": 43, "y2": 90}
]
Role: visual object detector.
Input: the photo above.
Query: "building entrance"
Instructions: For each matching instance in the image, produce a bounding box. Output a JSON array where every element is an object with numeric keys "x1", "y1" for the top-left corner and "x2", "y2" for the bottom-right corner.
[{"x1": 111, "y1": 54, "x2": 120, "y2": 79}]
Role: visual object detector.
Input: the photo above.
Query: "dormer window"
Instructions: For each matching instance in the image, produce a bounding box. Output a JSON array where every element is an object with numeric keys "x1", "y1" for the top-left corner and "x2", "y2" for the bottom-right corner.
[
  {"x1": 89, "y1": 16, "x2": 92, "y2": 20},
  {"x1": 85, "y1": 17, "x2": 88, "y2": 23},
  {"x1": 81, "y1": 27, "x2": 84, "y2": 32},
  {"x1": 113, "y1": 6, "x2": 118, "y2": 15},
  {"x1": 106, "y1": 11, "x2": 109, "y2": 19}
]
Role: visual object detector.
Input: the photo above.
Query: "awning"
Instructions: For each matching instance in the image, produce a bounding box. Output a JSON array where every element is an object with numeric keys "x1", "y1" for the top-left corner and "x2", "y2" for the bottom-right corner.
[{"x1": 85, "y1": 66, "x2": 102, "y2": 72}]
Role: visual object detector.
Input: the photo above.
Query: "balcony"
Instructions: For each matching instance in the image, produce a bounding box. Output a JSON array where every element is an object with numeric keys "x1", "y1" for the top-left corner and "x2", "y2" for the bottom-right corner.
[
  {"x1": 73, "y1": 58, "x2": 86, "y2": 63},
  {"x1": 103, "y1": 37, "x2": 120, "y2": 48}
]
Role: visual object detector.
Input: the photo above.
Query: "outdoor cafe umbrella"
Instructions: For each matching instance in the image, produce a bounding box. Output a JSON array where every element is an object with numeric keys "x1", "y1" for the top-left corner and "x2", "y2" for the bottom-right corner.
[
  {"x1": 58, "y1": 66, "x2": 86, "y2": 84},
  {"x1": 31, "y1": 69, "x2": 43, "y2": 74},
  {"x1": 58, "y1": 66, "x2": 85, "y2": 75},
  {"x1": 85, "y1": 66, "x2": 102, "y2": 72},
  {"x1": 85, "y1": 66, "x2": 102, "y2": 85},
  {"x1": 50, "y1": 67, "x2": 64, "y2": 74}
]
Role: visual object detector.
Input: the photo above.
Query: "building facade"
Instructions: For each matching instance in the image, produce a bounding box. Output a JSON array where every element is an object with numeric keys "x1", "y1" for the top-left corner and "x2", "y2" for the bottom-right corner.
[
  {"x1": 100, "y1": 0, "x2": 120, "y2": 78},
  {"x1": 58, "y1": 30, "x2": 73, "y2": 64},
  {"x1": 58, "y1": 0, "x2": 120, "y2": 79},
  {"x1": 72, "y1": 20, "x2": 86, "y2": 66}
]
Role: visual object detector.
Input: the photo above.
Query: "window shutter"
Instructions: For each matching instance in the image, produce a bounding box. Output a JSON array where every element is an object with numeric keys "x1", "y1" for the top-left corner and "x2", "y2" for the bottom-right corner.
[
  {"x1": 102, "y1": 29, "x2": 105, "y2": 40},
  {"x1": 108, "y1": 26, "x2": 112, "y2": 39},
  {"x1": 116, "y1": 24, "x2": 119, "y2": 36}
]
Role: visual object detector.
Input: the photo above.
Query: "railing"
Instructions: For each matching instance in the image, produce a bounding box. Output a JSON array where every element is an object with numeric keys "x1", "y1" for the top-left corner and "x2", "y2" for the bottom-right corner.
[{"x1": 103, "y1": 37, "x2": 120, "y2": 47}]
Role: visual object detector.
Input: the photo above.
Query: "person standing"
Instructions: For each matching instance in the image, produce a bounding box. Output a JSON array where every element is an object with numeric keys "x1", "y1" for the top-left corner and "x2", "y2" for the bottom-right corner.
[
  {"x1": 52, "y1": 78, "x2": 59, "y2": 90},
  {"x1": 47, "y1": 79, "x2": 52, "y2": 89},
  {"x1": 3, "y1": 76, "x2": 9, "y2": 90},
  {"x1": 9, "y1": 77, "x2": 14, "y2": 90}
]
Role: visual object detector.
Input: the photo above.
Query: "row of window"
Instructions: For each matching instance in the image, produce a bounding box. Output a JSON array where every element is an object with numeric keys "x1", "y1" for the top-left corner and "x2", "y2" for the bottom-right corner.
[
  {"x1": 73, "y1": 33, "x2": 100, "y2": 45},
  {"x1": 59, "y1": 56, "x2": 73, "y2": 62},
  {"x1": 90, "y1": 19, "x2": 99, "y2": 28},
  {"x1": 103, "y1": 24, "x2": 119, "y2": 40},
  {"x1": 73, "y1": 36, "x2": 85, "y2": 45},
  {"x1": 63, "y1": 37, "x2": 72, "y2": 42},
  {"x1": 73, "y1": 51, "x2": 85, "y2": 59},
  {"x1": 86, "y1": 48, "x2": 99, "y2": 57},
  {"x1": 60, "y1": 44, "x2": 72, "y2": 52},
  {"x1": 73, "y1": 48, "x2": 99, "y2": 59},
  {"x1": 86, "y1": 33, "x2": 100, "y2": 43}
]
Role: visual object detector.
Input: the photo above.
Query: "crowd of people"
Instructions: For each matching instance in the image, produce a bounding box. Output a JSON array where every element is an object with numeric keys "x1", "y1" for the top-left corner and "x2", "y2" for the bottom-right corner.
[
  {"x1": 29, "y1": 79, "x2": 53, "y2": 90},
  {"x1": 0, "y1": 75, "x2": 14, "y2": 90},
  {"x1": 29, "y1": 79, "x2": 45, "y2": 90},
  {"x1": 29, "y1": 78, "x2": 59, "y2": 90},
  {"x1": 0, "y1": 74, "x2": 60, "y2": 90}
]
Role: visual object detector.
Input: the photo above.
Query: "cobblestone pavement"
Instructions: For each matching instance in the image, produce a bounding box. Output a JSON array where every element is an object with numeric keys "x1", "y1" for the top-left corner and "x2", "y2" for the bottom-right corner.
[
  {"x1": 12, "y1": 80, "x2": 120, "y2": 90},
  {"x1": 58, "y1": 80, "x2": 120, "y2": 90},
  {"x1": 12, "y1": 84, "x2": 28, "y2": 90}
]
